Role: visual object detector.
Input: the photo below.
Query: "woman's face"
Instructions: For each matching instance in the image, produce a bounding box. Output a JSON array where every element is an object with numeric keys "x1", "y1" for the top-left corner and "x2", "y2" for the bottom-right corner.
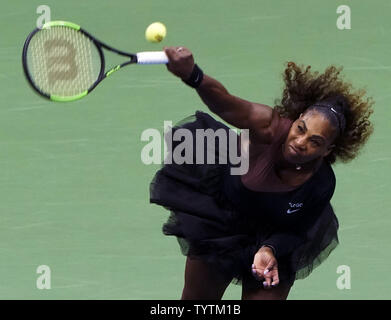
[{"x1": 282, "y1": 111, "x2": 337, "y2": 164}]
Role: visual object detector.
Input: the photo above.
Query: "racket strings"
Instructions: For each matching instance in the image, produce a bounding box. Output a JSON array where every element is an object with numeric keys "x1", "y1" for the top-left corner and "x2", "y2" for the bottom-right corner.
[{"x1": 27, "y1": 26, "x2": 101, "y2": 97}]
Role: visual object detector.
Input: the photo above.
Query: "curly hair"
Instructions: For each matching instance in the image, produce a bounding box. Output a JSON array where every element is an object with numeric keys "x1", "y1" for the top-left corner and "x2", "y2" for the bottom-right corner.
[{"x1": 274, "y1": 62, "x2": 374, "y2": 164}]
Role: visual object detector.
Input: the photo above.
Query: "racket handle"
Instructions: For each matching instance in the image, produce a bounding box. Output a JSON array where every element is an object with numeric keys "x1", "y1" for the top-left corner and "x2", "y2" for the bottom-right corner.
[{"x1": 136, "y1": 51, "x2": 169, "y2": 64}]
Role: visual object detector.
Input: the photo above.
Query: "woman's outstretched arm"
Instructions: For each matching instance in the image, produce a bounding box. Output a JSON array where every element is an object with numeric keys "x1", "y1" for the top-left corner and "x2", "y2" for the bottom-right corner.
[{"x1": 164, "y1": 46, "x2": 280, "y2": 144}]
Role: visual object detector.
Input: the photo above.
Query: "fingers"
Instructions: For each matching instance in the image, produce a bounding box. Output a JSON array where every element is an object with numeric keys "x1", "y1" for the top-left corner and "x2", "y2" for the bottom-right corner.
[
  {"x1": 265, "y1": 259, "x2": 276, "y2": 273},
  {"x1": 163, "y1": 46, "x2": 176, "y2": 61},
  {"x1": 263, "y1": 268, "x2": 273, "y2": 289},
  {"x1": 271, "y1": 273, "x2": 280, "y2": 287},
  {"x1": 162, "y1": 46, "x2": 194, "y2": 79},
  {"x1": 262, "y1": 260, "x2": 278, "y2": 289},
  {"x1": 163, "y1": 46, "x2": 190, "y2": 61},
  {"x1": 251, "y1": 264, "x2": 264, "y2": 281},
  {"x1": 263, "y1": 268, "x2": 280, "y2": 289},
  {"x1": 251, "y1": 263, "x2": 280, "y2": 289},
  {"x1": 251, "y1": 263, "x2": 267, "y2": 280}
]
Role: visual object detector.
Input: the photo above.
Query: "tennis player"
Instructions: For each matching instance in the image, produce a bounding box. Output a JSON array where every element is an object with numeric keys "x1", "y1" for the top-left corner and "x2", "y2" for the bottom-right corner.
[{"x1": 150, "y1": 46, "x2": 374, "y2": 300}]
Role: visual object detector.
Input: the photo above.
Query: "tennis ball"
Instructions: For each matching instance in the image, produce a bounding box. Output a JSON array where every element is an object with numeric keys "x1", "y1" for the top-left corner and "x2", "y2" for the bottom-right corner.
[{"x1": 145, "y1": 22, "x2": 167, "y2": 43}]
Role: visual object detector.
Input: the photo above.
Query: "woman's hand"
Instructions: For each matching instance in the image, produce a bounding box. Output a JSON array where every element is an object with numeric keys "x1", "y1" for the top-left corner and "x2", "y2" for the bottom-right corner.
[
  {"x1": 252, "y1": 246, "x2": 280, "y2": 289},
  {"x1": 163, "y1": 46, "x2": 195, "y2": 81}
]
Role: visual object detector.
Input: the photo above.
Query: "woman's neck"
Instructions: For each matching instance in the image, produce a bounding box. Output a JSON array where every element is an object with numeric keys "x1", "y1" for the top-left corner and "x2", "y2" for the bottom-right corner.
[{"x1": 277, "y1": 144, "x2": 323, "y2": 173}]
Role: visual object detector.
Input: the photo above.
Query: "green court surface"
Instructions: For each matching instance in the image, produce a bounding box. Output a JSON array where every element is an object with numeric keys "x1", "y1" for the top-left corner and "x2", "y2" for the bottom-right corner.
[{"x1": 0, "y1": 0, "x2": 389, "y2": 299}]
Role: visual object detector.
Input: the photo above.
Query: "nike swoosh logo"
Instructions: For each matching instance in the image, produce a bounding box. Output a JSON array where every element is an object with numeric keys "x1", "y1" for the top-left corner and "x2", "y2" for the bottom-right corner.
[{"x1": 286, "y1": 208, "x2": 301, "y2": 214}]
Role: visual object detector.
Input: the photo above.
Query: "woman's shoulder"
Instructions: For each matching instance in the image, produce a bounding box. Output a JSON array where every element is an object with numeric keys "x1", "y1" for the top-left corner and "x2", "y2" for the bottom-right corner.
[
  {"x1": 249, "y1": 110, "x2": 294, "y2": 147},
  {"x1": 274, "y1": 116, "x2": 294, "y2": 144}
]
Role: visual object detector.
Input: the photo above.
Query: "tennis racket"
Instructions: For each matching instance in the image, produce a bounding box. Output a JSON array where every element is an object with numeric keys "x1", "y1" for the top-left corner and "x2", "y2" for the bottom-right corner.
[{"x1": 22, "y1": 21, "x2": 169, "y2": 102}]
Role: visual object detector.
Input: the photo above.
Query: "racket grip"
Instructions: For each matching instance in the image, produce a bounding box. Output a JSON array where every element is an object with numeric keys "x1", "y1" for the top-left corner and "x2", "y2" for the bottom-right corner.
[{"x1": 136, "y1": 51, "x2": 169, "y2": 64}]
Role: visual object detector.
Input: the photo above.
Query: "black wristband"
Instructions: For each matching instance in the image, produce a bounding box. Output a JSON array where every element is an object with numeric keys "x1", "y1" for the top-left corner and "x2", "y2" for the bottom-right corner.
[{"x1": 182, "y1": 64, "x2": 204, "y2": 88}]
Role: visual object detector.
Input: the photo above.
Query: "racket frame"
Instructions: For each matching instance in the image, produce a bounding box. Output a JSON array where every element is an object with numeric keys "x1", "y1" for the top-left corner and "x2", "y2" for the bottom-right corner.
[{"x1": 22, "y1": 21, "x2": 140, "y2": 102}]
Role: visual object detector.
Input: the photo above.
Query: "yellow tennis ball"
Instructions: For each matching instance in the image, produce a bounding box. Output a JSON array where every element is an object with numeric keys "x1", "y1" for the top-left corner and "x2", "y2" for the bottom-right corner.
[{"x1": 145, "y1": 22, "x2": 167, "y2": 43}]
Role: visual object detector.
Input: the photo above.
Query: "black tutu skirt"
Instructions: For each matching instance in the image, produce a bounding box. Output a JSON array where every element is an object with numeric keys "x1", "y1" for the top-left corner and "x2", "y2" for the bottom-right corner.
[{"x1": 150, "y1": 110, "x2": 339, "y2": 288}]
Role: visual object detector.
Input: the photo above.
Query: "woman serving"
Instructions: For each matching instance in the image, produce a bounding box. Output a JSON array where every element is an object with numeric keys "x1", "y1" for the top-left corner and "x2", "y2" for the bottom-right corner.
[{"x1": 150, "y1": 46, "x2": 374, "y2": 300}]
